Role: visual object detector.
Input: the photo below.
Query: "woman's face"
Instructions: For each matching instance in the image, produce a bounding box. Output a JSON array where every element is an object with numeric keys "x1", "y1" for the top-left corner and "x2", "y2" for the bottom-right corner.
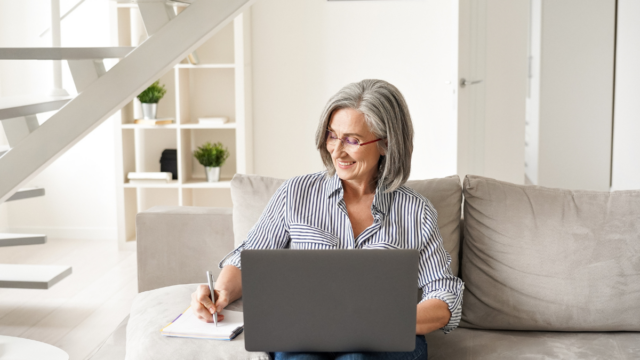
[{"x1": 327, "y1": 108, "x2": 384, "y2": 186}]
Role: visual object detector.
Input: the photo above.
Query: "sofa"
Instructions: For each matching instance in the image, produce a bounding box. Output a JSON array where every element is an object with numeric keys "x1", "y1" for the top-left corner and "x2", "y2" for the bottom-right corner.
[{"x1": 90, "y1": 174, "x2": 640, "y2": 360}]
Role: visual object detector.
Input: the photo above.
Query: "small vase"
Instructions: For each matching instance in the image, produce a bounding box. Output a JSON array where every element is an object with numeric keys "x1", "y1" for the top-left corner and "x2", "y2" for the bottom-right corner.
[
  {"x1": 204, "y1": 166, "x2": 221, "y2": 182},
  {"x1": 142, "y1": 103, "x2": 157, "y2": 119}
]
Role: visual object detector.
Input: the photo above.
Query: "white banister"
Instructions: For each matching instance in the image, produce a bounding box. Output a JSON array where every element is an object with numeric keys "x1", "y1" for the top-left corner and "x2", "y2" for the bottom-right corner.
[{"x1": 0, "y1": 0, "x2": 256, "y2": 203}]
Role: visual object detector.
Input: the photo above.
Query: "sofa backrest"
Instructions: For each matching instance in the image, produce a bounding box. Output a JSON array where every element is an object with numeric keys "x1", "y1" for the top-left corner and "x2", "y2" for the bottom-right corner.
[
  {"x1": 230, "y1": 173, "x2": 463, "y2": 276},
  {"x1": 460, "y1": 175, "x2": 640, "y2": 331}
]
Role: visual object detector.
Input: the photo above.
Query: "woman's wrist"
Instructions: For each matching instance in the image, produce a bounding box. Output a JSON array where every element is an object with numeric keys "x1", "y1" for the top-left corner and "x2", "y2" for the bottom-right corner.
[{"x1": 214, "y1": 265, "x2": 243, "y2": 302}]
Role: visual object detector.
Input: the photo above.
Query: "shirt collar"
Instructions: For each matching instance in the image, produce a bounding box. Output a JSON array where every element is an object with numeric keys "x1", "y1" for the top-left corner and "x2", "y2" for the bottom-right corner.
[{"x1": 324, "y1": 172, "x2": 394, "y2": 217}]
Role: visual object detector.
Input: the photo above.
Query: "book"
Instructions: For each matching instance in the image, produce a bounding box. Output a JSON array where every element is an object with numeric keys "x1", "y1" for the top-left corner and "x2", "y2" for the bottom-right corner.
[
  {"x1": 127, "y1": 172, "x2": 172, "y2": 182},
  {"x1": 161, "y1": 307, "x2": 244, "y2": 340},
  {"x1": 187, "y1": 51, "x2": 200, "y2": 65},
  {"x1": 198, "y1": 117, "x2": 229, "y2": 125},
  {"x1": 134, "y1": 119, "x2": 174, "y2": 125}
]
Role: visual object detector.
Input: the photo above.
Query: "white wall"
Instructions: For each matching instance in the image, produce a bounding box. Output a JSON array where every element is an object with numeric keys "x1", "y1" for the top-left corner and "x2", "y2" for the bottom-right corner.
[
  {"x1": 611, "y1": 0, "x2": 640, "y2": 190},
  {"x1": 1, "y1": 0, "x2": 455, "y2": 239},
  {"x1": 536, "y1": 0, "x2": 615, "y2": 191},
  {"x1": 0, "y1": 0, "x2": 118, "y2": 240},
  {"x1": 250, "y1": 0, "x2": 456, "y2": 180}
]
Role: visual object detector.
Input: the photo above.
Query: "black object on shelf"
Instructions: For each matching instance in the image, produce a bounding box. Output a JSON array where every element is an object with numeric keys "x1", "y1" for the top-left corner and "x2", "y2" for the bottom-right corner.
[{"x1": 160, "y1": 149, "x2": 178, "y2": 180}]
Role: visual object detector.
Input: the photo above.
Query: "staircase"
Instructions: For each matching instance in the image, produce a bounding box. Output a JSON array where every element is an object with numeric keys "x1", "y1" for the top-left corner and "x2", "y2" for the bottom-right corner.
[
  {"x1": 0, "y1": 0, "x2": 256, "y2": 203},
  {"x1": 0, "y1": 0, "x2": 256, "y2": 288}
]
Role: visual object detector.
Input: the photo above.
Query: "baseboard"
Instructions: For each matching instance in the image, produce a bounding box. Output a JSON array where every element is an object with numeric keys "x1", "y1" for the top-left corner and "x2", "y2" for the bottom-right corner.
[{"x1": 0, "y1": 226, "x2": 117, "y2": 241}]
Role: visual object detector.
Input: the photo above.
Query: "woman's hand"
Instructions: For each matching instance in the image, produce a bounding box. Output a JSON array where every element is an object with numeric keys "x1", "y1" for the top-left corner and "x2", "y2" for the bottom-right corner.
[
  {"x1": 190, "y1": 265, "x2": 243, "y2": 323},
  {"x1": 190, "y1": 284, "x2": 230, "y2": 323}
]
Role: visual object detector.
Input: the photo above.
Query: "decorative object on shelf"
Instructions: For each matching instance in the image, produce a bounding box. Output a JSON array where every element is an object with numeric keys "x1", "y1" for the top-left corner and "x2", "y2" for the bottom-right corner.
[
  {"x1": 193, "y1": 142, "x2": 230, "y2": 182},
  {"x1": 160, "y1": 149, "x2": 178, "y2": 180},
  {"x1": 187, "y1": 50, "x2": 200, "y2": 65},
  {"x1": 137, "y1": 81, "x2": 167, "y2": 119},
  {"x1": 127, "y1": 172, "x2": 172, "y2": 184},
  {"x1": 133, "y1": 118, "x2": 174, "y2": 126},
  {"x1": 198, "y1": 117, "x2": 228, "y2": 125}
]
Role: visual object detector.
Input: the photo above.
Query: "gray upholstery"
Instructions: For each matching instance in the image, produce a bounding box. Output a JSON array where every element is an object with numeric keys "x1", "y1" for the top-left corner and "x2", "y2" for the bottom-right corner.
[
  {"x1": 461, "y1": 175, "x2": 640, "y2": 331},
  {"x1": 136, "y1": 206, "x2": 234, "y2": 292},
  {"x1": 425, "y1": 328, "x2": 640, "y2": 359},
  {"x1": 231, "y1": 174, "x2": 286, "y2": 248},
  {"x1": 92, "y1": 174, "x2": 639, "y2": 360},
  {"x1": 124, "y1": 284, "x2": 269, "y2": 360},
  {"x1": 405, "y1": 175, "x2": 462, "y2": 276},
  {"x1": 231, "y1": 173, "x2": 463, "y2": 276}
]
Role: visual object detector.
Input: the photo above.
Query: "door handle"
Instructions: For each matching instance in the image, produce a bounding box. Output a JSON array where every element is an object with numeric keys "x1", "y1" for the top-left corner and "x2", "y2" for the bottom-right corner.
[{"x1": 460, "y1": 78, "x2": 483, "y2": 88}]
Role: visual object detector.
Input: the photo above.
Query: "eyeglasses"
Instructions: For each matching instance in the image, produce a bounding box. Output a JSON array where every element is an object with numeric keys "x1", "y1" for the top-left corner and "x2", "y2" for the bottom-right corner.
[{"x1": 326, "y1": 129, "x2": 384, "y2": 150}]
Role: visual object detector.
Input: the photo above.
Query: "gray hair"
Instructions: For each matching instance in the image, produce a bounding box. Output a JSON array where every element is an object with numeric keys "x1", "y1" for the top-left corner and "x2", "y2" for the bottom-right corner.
[{"x1": 315, "y1": 79, "x2": 414, "y2": 192}]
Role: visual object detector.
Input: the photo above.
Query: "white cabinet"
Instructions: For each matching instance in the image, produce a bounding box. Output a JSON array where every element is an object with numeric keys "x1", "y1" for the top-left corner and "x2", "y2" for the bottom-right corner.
[{"x1": 112, "y1": 4, "x2": 252, "y2": 249}]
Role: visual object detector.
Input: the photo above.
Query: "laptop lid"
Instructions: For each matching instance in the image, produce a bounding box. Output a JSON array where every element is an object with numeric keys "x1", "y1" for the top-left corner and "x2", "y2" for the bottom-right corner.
[{"x1": 241, "y1": 249, "x2": 419, "y2": 352}]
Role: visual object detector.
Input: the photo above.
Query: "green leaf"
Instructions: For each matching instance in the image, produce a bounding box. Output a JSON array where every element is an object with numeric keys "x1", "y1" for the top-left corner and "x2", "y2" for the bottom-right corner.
[
  {"x1": 193, "y1": 141, "x2": 230, "y2": 167},
  {"x1": 137, "y1": 81, "x2": 167, "y2": 103}
]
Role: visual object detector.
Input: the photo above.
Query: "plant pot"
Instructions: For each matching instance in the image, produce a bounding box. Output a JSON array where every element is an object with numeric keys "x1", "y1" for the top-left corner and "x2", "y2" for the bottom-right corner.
[
  {"x1": 204, "y1": 166, "x2": 221, "y2": 182},
  {"x1": 142, "y1": 103, "x2": 157, "y2": 119}
]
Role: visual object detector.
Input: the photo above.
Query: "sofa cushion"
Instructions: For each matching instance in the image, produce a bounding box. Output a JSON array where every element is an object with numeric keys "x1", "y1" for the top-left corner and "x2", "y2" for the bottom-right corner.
[
  {"x1": 405, "y1": 175, "x2": 462, "y2": 276},
  {"x1": 461, "y1": 175, "x2": 640, "y2": 331},
  {"x1": 125, "y1": 283, "x2": 269, "y2": 360},
  {"x1": 231, "y1": 174, "x2": 462, "y2": 276},
  {"x1": 231, "y1": 174, "x2": 286, "y2": 248},
  {"x1": 425, "y1": 327, "x2": 640, "y2": 359}
]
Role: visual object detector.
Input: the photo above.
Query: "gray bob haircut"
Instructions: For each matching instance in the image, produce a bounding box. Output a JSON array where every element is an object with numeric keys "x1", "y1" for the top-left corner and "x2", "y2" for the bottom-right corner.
[{"x1": 315, "y1": 79, "x2": 414, "y2": 192}]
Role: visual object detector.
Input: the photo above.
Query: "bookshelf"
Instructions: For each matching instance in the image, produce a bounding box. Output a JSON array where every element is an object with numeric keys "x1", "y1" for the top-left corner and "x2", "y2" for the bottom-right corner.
[{"x1": 112, "y1": 4, "x2": 253, "y2": 249}]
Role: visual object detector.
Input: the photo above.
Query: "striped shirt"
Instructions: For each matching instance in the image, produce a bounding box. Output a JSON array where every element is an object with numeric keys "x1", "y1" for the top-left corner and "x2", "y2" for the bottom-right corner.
[{"x1": 219, "y1": 171, "x2": 464, "y2": 334}]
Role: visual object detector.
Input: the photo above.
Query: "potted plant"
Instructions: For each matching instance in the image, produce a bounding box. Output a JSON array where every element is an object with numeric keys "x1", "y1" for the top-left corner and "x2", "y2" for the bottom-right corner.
[
  {"x1": 137, "y1": 81, "x2": 167, "y2": 119},
  {"x1": 193, "y1": 141, "x2": 230, "y2": 182}
]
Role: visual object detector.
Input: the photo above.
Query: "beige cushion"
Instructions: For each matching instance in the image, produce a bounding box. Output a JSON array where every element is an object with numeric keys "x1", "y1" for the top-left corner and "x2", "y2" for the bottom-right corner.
[
  {"x1": 424, "y1": 327, "x2": 640, "y2": 359},
  {"x1": 460, "y1": 175, "x2": 640, "y2": 331},
  {"x1": 230, "y1": 173, "x2": 462, "y2": 276},
  {"x1": 125, "y1": 283, "x2": 269, "y2": 360},
  {"x1": 231, "y1": 174, "x2": 286, "y2": 248},
  {"x1": 405, "y1": 175, "x2": 462, "y2": 276}
]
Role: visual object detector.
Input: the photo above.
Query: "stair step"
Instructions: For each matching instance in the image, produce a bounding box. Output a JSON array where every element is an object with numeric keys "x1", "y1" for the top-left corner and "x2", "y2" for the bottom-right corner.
[
  {"x1": 0, "y1": 95, "x2": 71, "y2": 121},
  {"x1": 6, "y1": 187, "x2": 45, "y2": 202},
  {"x1": 0, "y1": 264, "x2": 72, "y2": 289},
  {"x1": 0, "y1": 234, "x2": 47, "y2": 247},
  {"x1": 0, "y1": 47, "x2": 135, "y2": 60}
]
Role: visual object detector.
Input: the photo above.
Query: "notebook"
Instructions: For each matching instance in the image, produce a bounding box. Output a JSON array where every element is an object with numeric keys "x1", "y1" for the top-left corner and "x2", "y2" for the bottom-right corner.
[{"x1": 161, "y1": 307, "x2": 244, "y2": 340}]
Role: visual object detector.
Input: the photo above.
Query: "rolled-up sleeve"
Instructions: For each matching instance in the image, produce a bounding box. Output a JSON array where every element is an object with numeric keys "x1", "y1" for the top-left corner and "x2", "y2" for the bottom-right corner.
[
  {"x1": 418, "y1": 203, "x2": 465, "y2": 334},
  {"x1": 218, "y1": 181, "x2": 291, "y2": 270}
]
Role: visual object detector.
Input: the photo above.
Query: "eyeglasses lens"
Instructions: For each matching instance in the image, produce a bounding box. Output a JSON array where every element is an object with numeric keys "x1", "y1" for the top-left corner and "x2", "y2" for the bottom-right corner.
[{"x1": 326, "y1": 130, "x2": 360, "y2": 149}]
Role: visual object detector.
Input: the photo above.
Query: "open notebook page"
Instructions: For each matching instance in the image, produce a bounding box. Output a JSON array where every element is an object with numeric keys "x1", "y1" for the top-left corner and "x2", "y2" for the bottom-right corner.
[{"x1": 162, "y1": 307, "x2": 244, "y2": 340}]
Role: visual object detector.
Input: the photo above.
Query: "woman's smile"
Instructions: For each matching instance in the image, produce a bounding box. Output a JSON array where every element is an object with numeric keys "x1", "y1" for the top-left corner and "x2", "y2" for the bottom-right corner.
[{"x1": 337, "y1": 160, "x2": 356, "y2": 168}]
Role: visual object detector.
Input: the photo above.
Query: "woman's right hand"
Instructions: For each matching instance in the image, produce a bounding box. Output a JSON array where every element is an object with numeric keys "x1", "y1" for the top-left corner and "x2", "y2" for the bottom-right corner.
[{"x1": 191, "y1": 284, "x2": 230, "y2": 323}]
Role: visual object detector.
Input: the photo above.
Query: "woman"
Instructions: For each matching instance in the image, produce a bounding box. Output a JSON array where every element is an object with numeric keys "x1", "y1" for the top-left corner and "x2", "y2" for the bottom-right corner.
[{"x1": 191, "y1": 79, "x2": 464, "y2": 360}]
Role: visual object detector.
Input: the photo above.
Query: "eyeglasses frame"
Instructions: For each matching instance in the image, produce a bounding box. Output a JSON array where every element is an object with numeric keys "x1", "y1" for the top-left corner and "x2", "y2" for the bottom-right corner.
[{"x1": 326, "y1": 129, "x2": 384, "y2": 149}]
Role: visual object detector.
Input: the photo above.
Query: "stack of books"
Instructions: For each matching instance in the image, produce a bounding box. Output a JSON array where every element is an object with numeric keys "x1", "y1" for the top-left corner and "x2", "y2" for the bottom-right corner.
[
  {"x1": 161, "y1": 307, "x2": 244, "y2": 341},
  {"x1": 127, "y1": 172, "x2": 172, "y2": 184},
  {"x1": 134, "y1": 118, "x2": 174, "y2": 125}
]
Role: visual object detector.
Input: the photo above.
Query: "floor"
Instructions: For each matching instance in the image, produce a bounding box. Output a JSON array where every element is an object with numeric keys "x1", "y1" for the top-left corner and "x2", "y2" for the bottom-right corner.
[{"x1": 0, "y1": 238, "x2": 137, "y2": 360}]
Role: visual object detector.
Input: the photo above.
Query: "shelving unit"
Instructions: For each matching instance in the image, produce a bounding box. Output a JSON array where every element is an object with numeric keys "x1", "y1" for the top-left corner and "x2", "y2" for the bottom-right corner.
[{"x1": 111, "y1": 3, "x2": 253, "y2": 249}]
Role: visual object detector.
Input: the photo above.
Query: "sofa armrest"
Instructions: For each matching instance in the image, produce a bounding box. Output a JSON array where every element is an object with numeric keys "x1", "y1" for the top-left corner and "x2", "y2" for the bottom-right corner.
[{"x1": 136, "y1": 206, "x2": 234, "y2": 292}]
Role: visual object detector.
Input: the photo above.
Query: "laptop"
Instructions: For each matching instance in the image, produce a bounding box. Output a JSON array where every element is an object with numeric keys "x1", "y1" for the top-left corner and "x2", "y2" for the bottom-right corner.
[{"x1": 241, "y1": 249, "x2": 419, "y2": 352}]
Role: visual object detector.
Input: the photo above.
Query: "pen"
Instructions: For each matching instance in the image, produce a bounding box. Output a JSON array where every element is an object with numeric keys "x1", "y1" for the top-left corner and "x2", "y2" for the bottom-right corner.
[{"x1": 206, "y1": 270, "x2": 217, "y2": 327}]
